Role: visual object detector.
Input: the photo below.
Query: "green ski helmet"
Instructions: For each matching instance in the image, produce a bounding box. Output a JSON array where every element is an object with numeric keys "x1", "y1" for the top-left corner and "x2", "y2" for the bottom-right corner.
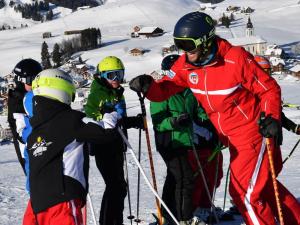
[
  {"x1": 32, "y1": 69, "x2": 76, "y2": 105},
  {"x1": 96, "y1": 56, "x2": 125, "y2": 82}
]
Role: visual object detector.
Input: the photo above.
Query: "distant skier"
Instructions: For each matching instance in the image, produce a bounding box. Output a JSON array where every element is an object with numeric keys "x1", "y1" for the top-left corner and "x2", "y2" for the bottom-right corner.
[
  {"x1": 129, "y1": 11, "x2": 300, "y2": 225},
  {"x1": 84, "y1": 56, "x2": 144, "y2": 225},
  {"x1": 23, "y1": 68, "x2": 122, "y2": 225},
  {"x1": 7, "y1": 58, "x2": 42, "y2": 174}
]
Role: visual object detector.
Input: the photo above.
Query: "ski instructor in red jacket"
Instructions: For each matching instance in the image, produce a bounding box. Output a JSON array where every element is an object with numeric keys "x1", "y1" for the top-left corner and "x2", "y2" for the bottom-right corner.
[{"x1": 129, "y1": 12, "x2": 300, "y2": 225}]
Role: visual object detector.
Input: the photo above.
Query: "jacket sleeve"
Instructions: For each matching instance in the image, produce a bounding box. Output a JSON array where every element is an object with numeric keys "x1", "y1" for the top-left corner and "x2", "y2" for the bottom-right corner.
[
  {"x1": 150, "y1": 101, "x2": 175, "y2": 132},
  {"x1": 239, "y1": 50, "x2": 281, "y2": 120},
  {"x1": 146, "y1": 57, "x2": 188, "y2": 102},
  {"x1": 74, "y1": 120, "x2": 121, "y2": 145},
  {"x1": 281, "y1": 111, "x2": 297, "y2": 132},
  {"x1": 84, "y1": 82, "x2": 103, "y2": 121}
]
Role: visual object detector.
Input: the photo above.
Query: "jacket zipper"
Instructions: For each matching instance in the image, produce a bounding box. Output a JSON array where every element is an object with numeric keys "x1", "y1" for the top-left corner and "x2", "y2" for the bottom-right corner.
[
  {"x1": 233, "y1": 99, "x2": 249, "y2": 120},
  {"x1": 204, "y1": 69, "x2": 227, "y2": 136}
]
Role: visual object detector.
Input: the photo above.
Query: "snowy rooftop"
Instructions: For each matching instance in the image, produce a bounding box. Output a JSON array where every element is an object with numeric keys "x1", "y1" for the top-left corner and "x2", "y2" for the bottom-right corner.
[
  {"x1": 227, "y1": 35, "x2": 267, "y2": 46},
  {"x1": 289, "y1": 64, "x2": 300, "y2": 73},
  {"x1": 138, "y1": 27, "x2": 160, "y2": 34}
]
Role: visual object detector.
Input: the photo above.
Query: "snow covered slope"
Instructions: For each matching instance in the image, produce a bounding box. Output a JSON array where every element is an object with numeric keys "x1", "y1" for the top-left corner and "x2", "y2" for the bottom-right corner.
[{"x1": 0, "y1": 0, "x2": 300, "y2": 224}]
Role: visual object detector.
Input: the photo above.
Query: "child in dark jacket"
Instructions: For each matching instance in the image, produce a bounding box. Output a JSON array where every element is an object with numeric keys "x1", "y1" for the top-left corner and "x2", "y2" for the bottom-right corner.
[{"x1": 23, "y1": 69, "x2": 122, "y2": 225}]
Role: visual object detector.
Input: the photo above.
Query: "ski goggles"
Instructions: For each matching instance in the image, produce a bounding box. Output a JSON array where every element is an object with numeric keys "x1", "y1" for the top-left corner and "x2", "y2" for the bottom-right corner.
[
  {"x1": 174, "y1": 36, "x2": 214, "y2": 53},
  {"x1": 101, "y1": 70, "x2": 124, "y2": 81},
  {"x1": 12, "y1": 72, "x2": 34, "y2": 85}
]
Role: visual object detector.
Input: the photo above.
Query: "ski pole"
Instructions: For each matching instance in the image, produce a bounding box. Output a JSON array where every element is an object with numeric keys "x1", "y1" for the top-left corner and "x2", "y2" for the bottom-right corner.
[
  {"x1": 134, "y1": 128, "x2": 142, "y2": 224},
  {"x1": 188, "y1": 131, "x2": 219, "y2": 224},
  {"x1": 266, "y1": 137, "x2": 285, "y2": 225},
  {"x1": 87, "y1": 193, "x2": 97, "y2": 225},
  {"x1": 137, "y1": 92, "x2": 163, "y2": 225},
  {"x1": 283, "y1": 138, "x2": 300, "y2": 164},
  {"x1": 117, "y1": 128, "x2": 180, "y2": 225},
  {"x1": 124, "y1": 151, "x2": 135, "y2": 225},
  {"x1": 222, "y1": 166, "x2": 230, "y2": 211},
  {"x1": 209, "y1": 152, "x2": 220, "y2": 225}
]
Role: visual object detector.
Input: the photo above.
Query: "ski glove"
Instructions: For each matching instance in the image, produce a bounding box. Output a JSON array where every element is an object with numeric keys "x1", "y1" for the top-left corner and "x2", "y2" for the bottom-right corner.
[
  {"x1": 258, "y1": 113, "x2": 282, "y2": 147},
  {"x1": 13, "y1": 113, "x2": 27, "y2": 136},
  {"x1": 82, "y1": 112, "x2": 121, "y2": 129},
  {"x1": 170, "y1": 113, "x2": 192, "y2": 129},
  {"x1": 121, "y1": 114, "x2": 145, "y2": 130},
  {"x1": 129, "y1": 74, "x2": 154, "y2": 94}
]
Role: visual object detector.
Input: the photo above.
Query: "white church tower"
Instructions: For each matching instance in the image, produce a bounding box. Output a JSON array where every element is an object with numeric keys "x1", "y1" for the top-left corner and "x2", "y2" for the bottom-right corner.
[{"x1": 246, "y1": 17, "x2": 254, "y2": 37}]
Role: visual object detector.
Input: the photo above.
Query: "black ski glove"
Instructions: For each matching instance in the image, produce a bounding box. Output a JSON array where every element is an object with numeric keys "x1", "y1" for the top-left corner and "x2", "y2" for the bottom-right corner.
[
  {"x1": 121, "y1": 114, "x2": 145, "y2": 130},
  {"x1": 129, "y1": 74, "x2": 154, "y2": 94},
  {"x1": 170, "y1": 113, "x2": 192, "y2": 128},
  {"x1": 258, "y1": 112, "x2": 282, "y2": 147}
]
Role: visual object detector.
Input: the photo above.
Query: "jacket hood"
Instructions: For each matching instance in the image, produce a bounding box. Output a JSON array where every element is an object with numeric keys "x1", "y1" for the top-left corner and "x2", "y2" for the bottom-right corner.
[{"x1": 30, "y1": 96, "x2": 71, "y2": 128}]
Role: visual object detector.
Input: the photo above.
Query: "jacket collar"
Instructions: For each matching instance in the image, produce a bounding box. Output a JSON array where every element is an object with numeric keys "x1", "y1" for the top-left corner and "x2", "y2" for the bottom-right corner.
[{"x1": 30, "y1": 96, "x2": 71, "y2": 128}]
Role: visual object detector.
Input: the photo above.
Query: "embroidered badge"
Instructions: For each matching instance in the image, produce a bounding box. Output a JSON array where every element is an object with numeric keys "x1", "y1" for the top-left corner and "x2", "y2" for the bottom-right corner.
[
  {"x1": 166, "y1": 70, "x2": 176, "y2": 79},
  {"x1": 189, "y1": 72, "x2": 199, "y2": 84}
]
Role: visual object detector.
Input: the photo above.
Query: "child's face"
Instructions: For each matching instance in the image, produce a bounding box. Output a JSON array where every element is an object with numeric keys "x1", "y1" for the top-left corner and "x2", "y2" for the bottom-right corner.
[{"x1": 107, "y1": 79, "x2": 120, "y2": 89}]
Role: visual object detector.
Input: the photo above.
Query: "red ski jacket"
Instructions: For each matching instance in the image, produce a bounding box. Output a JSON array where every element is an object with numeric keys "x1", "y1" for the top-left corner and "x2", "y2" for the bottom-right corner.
[{"x1": 146, "y1": 38, "x2": 281, "y2": 146}]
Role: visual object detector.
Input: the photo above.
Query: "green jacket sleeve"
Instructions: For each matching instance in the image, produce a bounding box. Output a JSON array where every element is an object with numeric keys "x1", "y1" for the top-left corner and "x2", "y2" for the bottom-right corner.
[
  {"x1": 150, "y1": 100, "x2": 175, "y2": 132},
  {"x1": 84, "y1": 81, "x2": 104, "y2": 121}
]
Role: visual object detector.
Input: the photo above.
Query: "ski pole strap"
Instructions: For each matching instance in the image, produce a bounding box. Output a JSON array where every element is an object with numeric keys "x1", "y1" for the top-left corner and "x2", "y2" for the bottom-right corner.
[
  {"x1": 208, "y1": 144, "x2": 226, "y2": 162},
  {"x1": 283, "y1": 138, "x2": 300, "y2": 164}
]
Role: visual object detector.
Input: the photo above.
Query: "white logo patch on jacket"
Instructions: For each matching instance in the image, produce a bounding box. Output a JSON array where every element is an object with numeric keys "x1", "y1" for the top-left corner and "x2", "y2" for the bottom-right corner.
[
  {"x1": 31, "y1": 138, "x2": 52, "y2": 157},
  {"x1": 189, "y1": 72, "x2": 199, "y2": 84}
]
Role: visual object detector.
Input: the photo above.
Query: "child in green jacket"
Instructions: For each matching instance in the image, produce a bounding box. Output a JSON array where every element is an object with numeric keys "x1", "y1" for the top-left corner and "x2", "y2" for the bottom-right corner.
[{"x1": 84, "y1": 56, "x2": 143, "y2": 225}]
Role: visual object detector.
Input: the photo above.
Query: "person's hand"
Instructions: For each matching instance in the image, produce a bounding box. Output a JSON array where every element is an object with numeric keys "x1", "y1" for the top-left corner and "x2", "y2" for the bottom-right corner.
[
  {"x1": 170, "y1": 113, "x2": 192, "y2": 128},
  {"x1": 258, "y1": 112, "x2": 282, "y2": 146},
  {"x1": 129, "y1": 74, "x2": 153, "y2": 94}
]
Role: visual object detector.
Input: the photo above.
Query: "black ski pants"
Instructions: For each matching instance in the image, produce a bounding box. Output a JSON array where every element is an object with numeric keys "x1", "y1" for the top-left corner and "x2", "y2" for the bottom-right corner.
[
  {"x1": 93, "y1": 144, "x2": 127, "y2": 225},
  {"x1": 159, "y1": 148, "x2": 195, "y2": 222}
]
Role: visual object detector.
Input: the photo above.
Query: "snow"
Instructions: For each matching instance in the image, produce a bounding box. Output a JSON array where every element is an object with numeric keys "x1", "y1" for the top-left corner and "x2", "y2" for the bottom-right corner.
[
  {"x1": 0, "y1": 0, "x2": 300, "y2": 224},
  {"x1": 227, "y1": 35, "x2": 266, "y2": 46}
]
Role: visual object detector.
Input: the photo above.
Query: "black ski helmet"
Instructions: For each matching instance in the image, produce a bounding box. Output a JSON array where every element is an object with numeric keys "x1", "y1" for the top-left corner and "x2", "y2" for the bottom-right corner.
[
  {"x1": 161, "y1": 54, "x2": 180, "y2": 71},
  {"x1": 173, "y1": 12, "x2": 215, "y2": 52},
  {"x1": 13, "y1": 58, "x2": 42, "y2": 85}
]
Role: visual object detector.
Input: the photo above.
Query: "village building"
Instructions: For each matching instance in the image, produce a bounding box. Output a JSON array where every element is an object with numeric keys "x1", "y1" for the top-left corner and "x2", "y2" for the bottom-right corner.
[
  {"x1": 42, "y1": 32, "x2": 52, "y2": 39},
  {"x1": 265, "y1": 44, "x2": 286, "y2": 58},
  {"x1": 138, "y1": 27, "x2": 164, "y2": 38},
  {"x1": 269, "y1": 57, "x2": 285, "y2": 73},
  {"x1": 289, "y1": 64, "x2": 300, "y2": 78},
  {"x1": 228, "y1": 17, "x2": 267, "y2": 55},
  {"x1": 130, "y1": 48, "x2": 144, "y2": 56}
]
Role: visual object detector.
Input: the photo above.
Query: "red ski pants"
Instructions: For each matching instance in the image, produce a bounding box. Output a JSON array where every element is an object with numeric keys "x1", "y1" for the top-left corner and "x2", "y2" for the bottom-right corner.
[
  {"x1": 188, "y1": 148, "x2": 223, "y2": 209},
  {"x1": 229, "y1": 136, "x2": 300, "y2": 225},
  {"x1": 23, "y1": 199, "x2": 84, "y2": 225}
]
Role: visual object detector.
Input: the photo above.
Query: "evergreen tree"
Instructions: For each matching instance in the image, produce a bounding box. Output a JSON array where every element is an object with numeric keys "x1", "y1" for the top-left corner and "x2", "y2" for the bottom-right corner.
[
  {"x1": 0, "y1": 0, "x2": 5, "y2": 9},
  {"x1": 52, "y1": 43, "x2": 62, "y2": 68},
  {"x1": 41, "y1": 41, "x2": 52, "y2": 69},
  {"x1": 46, "y1": 9, "x2": 54, "y2": 20}
]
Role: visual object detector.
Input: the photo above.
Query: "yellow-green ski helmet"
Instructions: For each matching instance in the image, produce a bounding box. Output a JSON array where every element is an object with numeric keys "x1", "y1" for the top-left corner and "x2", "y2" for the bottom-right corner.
[
  {"x1": 32, "y1": 69, "x2": 76, "y2": 105},
  {"x1": 96, "y1": 56, "x2": 125, "y2": 82}
]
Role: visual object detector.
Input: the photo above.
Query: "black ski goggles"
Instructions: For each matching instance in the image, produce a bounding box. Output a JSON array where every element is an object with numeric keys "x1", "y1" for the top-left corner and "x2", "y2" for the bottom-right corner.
[
  {"x1": 13, "y1": 72, "x2": 34, "y2": 85},
  {"x1": 174, "y1": 37, "x2": 204, "y2": 52},
  {"x1": 101, "y1": 70, "x2": 124, "y2": 81}
]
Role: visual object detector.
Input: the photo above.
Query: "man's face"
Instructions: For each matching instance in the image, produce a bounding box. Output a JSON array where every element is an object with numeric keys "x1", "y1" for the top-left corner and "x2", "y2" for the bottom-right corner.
[
  {"x1": 24, "y1": 83, "x2": 32, "y2": 92},
  {"x1": 186, "y1": 49, "x2": 202, "y2": 63}
]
